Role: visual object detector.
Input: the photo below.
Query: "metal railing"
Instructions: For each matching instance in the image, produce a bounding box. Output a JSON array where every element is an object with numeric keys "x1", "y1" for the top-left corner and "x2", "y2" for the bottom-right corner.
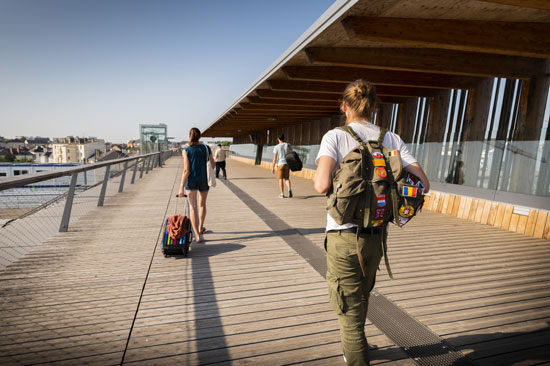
[{"x1": 0, "y1": 150, "x2": 174, "y2": 232}]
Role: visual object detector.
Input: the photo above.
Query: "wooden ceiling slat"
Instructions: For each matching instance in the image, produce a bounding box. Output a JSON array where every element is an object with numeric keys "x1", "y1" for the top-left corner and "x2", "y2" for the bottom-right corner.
[
  {"x1": 239, "y1": 103, "x2": 337, "y2": 112},
  {"x1": 480, "y1": 0, "x2": 550, "y2": 10},
  {"x1": 283, "y1": 65, "x2": 482, "y2": 89},
  {"x1": 342, "y1": 16, "x2": 550, "y2": 58},
  {"x1": 268, "y1": 79, "x2": 347, "y2": 93},
  {"x1": 256, "y1": 89, "x2": 340, "y2": 101},
  {"x1": 247, "y1": 96, "x2": 337, "y2": 107},
  {"x1": 306, "y1": 47, "x2": 543, "y2": 78}
]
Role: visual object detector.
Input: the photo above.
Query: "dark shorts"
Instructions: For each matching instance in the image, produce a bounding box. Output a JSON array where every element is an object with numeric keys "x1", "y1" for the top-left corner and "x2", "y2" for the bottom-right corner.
[{"x1": 185, "y1": 180, "x2": 209, "y2": 192}]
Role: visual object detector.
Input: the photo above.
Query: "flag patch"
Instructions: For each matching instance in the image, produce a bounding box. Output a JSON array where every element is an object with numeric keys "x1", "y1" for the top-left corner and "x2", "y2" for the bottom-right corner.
[
  {"x1": 374, "y1": 208, "x2": 385, "y2": 219},
  {"x1": 402, "y1": 186, "x2": 418, "y2": 197},
  {"x1": 388, "y1": 150, "x2": 398, "y2": 157},
  {"x1": 376, "y1": 194, "x2": 386, "y2": 207}
]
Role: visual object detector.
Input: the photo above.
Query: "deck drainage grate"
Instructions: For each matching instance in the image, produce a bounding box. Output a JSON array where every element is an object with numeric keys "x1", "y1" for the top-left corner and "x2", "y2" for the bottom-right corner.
[{"x1": 223, "y1": 178, "x2": 478, "y2": 366}]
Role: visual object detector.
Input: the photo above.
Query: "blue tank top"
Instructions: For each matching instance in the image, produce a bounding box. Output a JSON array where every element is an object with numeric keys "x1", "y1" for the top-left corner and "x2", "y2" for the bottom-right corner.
[{"x1": 184, "y1": 144, "x2": 209, "y2": 183}]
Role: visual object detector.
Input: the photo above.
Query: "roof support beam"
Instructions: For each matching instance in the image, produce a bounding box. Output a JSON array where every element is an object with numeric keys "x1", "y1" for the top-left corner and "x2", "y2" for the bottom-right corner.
[
  {"x1": 283, "y1": 66, "x2": 482, "y2": 89},
  {"x1": 342, "y1": 16, "x2": 550, "y2": 58},
  {"x1": 306, "y1": 47, "x2": 543, "y2": 78},
  {"x1": 264, "y1": 82, "x2": 441, "y2": 98}
]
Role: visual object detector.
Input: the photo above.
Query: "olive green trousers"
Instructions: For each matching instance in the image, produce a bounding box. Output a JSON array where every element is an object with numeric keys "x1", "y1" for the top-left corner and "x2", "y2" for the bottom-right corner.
[{"x1": 325, "y1": 230, "x2": 384, "y2": 366}]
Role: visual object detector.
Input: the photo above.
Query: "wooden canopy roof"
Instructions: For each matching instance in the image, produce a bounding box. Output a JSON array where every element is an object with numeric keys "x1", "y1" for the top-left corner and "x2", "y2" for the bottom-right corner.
[{"x1": 202, "y1": 0, "x2": 550, "y2": 138}]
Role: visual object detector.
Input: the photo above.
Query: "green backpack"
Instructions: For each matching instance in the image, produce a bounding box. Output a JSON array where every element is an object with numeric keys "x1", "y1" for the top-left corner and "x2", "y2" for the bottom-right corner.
[{"x1": 326, "y1": 125, "x2": 425, "y2": 278}]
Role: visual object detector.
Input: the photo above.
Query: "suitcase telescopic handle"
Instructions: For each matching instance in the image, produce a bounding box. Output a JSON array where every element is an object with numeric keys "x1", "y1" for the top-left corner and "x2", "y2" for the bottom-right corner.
[{"x1": 175, "y1": 194, "x2": 189, "y2": 216}]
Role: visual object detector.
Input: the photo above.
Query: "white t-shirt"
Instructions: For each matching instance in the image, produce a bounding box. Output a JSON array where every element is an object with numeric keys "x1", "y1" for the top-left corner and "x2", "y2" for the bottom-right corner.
[
  {"x1": 316, "y1": 121, "x2": 418, "y2": 231},
  {"x1": 273, "y1": 142, "x2": 290, "y2": 166}
]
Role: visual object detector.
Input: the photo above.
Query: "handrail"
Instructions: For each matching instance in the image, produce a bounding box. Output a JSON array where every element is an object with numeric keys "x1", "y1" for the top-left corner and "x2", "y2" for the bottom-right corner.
[{"x1": 0, "y1": 151, "x2": 168, "y2": 192}]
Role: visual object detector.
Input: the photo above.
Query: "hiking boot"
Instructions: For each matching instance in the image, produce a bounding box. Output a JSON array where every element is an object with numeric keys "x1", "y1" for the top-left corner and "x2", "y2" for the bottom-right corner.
[{"x1": 288, "y1": 190, "x2": 293, "y2": 198}]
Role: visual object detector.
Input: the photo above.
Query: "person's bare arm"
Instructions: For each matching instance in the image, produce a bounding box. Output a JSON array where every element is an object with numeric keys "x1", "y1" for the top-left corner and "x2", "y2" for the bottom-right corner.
[
  {"x1": 314, "y1": 156, "x2": 336, "y2": 194},
  {"x1": 179, "y1": 150, "x2": 190, "y2": 196},
  {"x1": 404, "y1": 162, "x2": 430, "y2": 194},
  {"x1": 272, "y1": 152, "x2": 277, "y2": 174}
]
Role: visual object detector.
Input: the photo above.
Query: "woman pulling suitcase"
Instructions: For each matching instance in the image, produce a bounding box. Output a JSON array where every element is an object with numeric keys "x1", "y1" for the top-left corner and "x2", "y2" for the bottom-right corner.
[{"x1": 178, "y1": 127, "x2": 215, "y2": 243}]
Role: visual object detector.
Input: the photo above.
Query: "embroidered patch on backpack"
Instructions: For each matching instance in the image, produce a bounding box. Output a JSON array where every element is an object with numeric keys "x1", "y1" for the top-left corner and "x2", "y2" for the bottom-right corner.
[
  {"x1": 399, "y1": 205, "x2": 414, "y2": 218},
  {"x1": 375, "y1": 167, "x2": 387, "y2": 178},
  {"x1": 377, "y1": 194, "x2": 386, "y2": 207}
]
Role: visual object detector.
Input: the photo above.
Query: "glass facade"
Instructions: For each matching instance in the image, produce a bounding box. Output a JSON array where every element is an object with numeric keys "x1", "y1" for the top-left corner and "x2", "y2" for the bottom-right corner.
[{"x1": 231, "y1": 78, "x2": 550, "y2": 200}]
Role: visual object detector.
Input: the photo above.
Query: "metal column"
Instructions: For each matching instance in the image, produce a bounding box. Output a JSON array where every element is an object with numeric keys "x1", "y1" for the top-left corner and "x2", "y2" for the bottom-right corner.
[
  {"x1": 97, "y1": 165, "x2": 111, "y2": 207},
  {"x1": 131, "y1": 159, "x2": 139, "y2": 184},
  {"x1": 118, "y1": 162, "x2": 128, "y2": 193},
  {"x1": 59, "y1": 173, "x2": 79, "y2": 232}
]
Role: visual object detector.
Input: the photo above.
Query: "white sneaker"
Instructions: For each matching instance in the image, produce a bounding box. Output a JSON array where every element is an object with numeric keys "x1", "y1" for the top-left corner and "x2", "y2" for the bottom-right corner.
[{"x1": 279, "y1": 194, "x2": 285, "y2": 198}]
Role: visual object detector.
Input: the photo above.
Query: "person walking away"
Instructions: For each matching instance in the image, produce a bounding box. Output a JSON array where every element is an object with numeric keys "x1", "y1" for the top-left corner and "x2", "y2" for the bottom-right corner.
[
  {"x1": 314, "y1": 79, "x2": 430, "y2": 365},
  {"x1": 178, "y1": 127, "x2": 215, "y2": 243},
  {"x1": 214, "y1": 143, "x2": 227, "y2": 179},
  {"x1": 272, "y1": 134, "x2": 293, "y2": 198}
]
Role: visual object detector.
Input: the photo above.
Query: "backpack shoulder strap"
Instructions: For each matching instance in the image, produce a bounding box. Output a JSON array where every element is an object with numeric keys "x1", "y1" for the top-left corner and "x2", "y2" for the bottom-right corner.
[
  {"x1": 378, "y1": 128, "x2": 388, "y2": 146},
  {"x1": 338, "y1": 125, "x2": 364, "y2": 145}
]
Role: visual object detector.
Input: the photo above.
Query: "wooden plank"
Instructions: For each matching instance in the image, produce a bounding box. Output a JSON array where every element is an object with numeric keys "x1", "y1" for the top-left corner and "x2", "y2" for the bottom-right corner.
[
  {"x1": 508, "y1": 213, "x2": 520, "y2": 232},
  {"x1": 441, "y1": 194, "x2": 451, "y2": 214},
  {"x1": 525, "y1": 209, "x2": 539, "y2": 237},
  {"x1": 500, "y1": 205, "x2": 515, "y2": 230},
  {"x1": 494, "y1": 203, "x2": 506, "y2": 227},
  {"x1": 306, "y1": 47, "x2": 543, "y2": 78},
  {"x1": 544, "y1": 214, "x2": 550, "y2": 240},
  {"x1": 451, "y1": 195, "x2": 461, "y2": 217},
  {"x1": 342, "y1": 16, "x2": 550, "y2": 58},
  {"x1": 457, "y1": 196, "x2": 467, "y2": 218},
  {"x1": 533, "y1": 210, "x2": 548, "y2": 238},
  {"x1": 461, "y1": 197, "x2": 473, "y2": 220},
  {"x1": 468, "y1": 199, "x2": 479, "y2": 221},
  {"x1": 480, "y1": 201, "x2": 492, "y2": 224},
  {"x1": 487, "y1": 202, "x2": 499, "y2": 226},
  {"x1": 515, "y1": 214, "x2": 529, "y2": 235},
  {"x1": 474, "y1": 200, "x2": 486, "y2": 222}
]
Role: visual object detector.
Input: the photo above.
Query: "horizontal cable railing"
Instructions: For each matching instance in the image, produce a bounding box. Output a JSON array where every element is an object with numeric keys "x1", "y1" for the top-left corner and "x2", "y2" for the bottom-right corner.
[{"x1": 0, "y1": 150, "x2": 176, "y2": 270}]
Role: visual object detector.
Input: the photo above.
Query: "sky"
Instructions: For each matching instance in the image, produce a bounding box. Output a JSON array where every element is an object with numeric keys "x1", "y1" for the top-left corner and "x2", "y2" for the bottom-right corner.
[{"x1": 0, "y1": 0, "x2": 335, "y2": 143}]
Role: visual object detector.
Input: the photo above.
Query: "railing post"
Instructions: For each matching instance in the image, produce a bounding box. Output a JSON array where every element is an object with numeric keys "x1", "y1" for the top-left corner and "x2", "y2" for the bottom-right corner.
[
  {"x1": 131, "y1": 159, "x2": 139, "y2": 184},
  {"x1": 59, "y1": 173, "x2": 78, "y2": 232},
  {"x1": 118, "y1": 162, "x2": 128, "y2": 193},
  {"x1": 97, "y1": 165, "x2": 111, "y2": 207},
  {"x1": 145, "y1": 156, "x2": 151, "y2": 174},
  {"x1": 139, "y1": 157, "x2": 146, "y2": 178}
]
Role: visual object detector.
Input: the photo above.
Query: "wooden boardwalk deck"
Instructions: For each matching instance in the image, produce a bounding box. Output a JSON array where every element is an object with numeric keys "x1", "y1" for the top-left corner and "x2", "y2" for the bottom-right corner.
[{"x1": 0, "y1": 157, "x2": 548, "y2": 365}]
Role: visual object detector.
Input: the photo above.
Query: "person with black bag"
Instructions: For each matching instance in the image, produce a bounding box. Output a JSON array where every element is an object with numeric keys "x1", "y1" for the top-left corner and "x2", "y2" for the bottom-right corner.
[
  {"x1": 178, "y1": 127, "x2": 215, "y2": 243},
  {"x1": 271, "y1": 133, "x2": 294, "y2": 198}
]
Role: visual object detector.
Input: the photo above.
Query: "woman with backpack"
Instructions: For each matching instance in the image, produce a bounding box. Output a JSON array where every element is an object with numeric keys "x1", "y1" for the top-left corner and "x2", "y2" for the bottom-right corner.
[
  {"x1": 178, "y1": 127, "x2": 215, "y2": 243},
  {"x1": 313, "y1": 79, "x2": 430, "y2": 365}
]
